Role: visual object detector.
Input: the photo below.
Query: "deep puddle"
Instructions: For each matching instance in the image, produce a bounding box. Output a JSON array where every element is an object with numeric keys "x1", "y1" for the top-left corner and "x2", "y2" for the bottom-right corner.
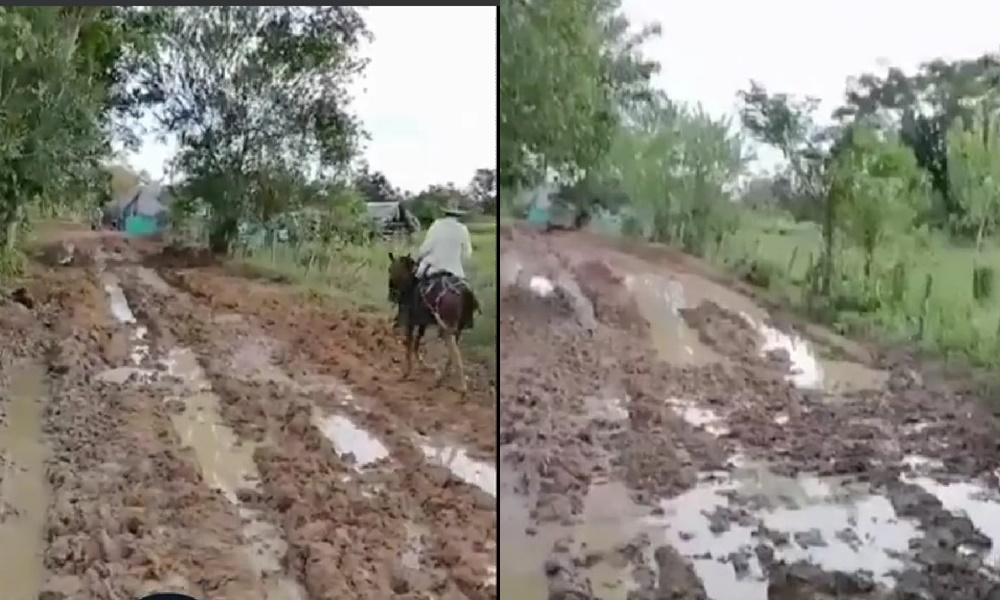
[
  {"x1": 0, "y1": 362, "x2": 50, "y2": 600},
  {"x1": 101, "y1": 275, "x2": 304, "y2": 600}
]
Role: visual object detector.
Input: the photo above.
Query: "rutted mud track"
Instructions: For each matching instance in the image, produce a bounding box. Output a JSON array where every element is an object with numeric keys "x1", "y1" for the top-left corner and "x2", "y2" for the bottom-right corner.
[
  {"x1": 500, "y1": 224, "x2": 1000, "y2": 599},
  {"x1": 0, "y1": 232, "x2": 496, "y2": 600}
]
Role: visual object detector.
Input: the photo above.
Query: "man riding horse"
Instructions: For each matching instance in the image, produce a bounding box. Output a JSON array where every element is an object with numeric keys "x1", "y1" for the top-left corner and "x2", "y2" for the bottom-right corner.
[{"x1": 388, "y1": 201, "x2": 480, "y2": 392}]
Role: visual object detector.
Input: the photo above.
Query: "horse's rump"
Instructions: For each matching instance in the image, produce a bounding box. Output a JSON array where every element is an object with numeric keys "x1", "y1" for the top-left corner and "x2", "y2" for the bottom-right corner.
[{"x1": 418, "y1": 273, "x2": 478, "y2": 330}]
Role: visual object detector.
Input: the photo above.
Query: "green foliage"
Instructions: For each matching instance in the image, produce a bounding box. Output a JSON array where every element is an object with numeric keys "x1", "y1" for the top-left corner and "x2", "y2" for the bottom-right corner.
[
  {"x1": 136, "y1": 7, "x2": 371, "y2": 254},
  {"x1": 947, "y1": 108, "x2": 1000, "y2": 251},
  {"x1": 498, "y1": 0, "x2": 659, "y2": 187}
]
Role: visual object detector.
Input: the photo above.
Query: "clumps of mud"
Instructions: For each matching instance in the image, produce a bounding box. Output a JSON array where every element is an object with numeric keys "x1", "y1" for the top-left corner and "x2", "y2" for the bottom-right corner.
[
  {"x1": 122, "y1": 274, "x2": 497, "y2": 599},
  {"x1": 544, "y1": 537, "x2": 708, "y2": 600},
  {"x1": 679, "y1": 301, "x2": 762, "y2": 365},
  {"x1": 571, "y1": 259, "x2": 647, "y2": 335}
]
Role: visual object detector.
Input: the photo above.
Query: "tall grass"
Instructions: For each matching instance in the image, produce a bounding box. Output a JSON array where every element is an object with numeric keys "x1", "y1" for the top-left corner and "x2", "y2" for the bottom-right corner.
[{"x1": 715, "y1": 211, "x2": 1000, "y2": 365}]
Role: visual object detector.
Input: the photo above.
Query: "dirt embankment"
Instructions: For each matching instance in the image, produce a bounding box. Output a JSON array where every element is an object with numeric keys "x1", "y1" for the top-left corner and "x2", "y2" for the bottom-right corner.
[{"x1": 500, "y1": 225, "x2": 1000, "y2": 600}]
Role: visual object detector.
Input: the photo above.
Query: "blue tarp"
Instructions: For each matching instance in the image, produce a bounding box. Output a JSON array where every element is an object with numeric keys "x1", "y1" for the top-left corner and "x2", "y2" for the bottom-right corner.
[{"x1": 124, "y1": 215, "x2": 159, "y2": 237}]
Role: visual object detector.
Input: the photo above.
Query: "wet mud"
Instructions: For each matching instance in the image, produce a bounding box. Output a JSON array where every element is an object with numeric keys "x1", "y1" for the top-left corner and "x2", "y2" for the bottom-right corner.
[
  {"x1": 0, "y1": 233, "x2": 497, "y2": 600},
  {"x1": 120, "y1": 265, "x2": 496, "y2": 599},
  {"x1": 499, "y1": 224, "x2": 1000, "y2": 599}
]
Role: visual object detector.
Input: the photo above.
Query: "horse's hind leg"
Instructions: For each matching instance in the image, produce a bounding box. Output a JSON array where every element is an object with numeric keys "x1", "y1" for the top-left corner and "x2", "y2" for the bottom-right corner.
[
  {"x1": 437, "y1": 332, "x2": 467, "y2": 394},
  {"x1": 402, "y1": 327, "x2": 416, "y2": 380},
  {"x1": 414, "y1": 325, "x2": 435, "y2": 372}
]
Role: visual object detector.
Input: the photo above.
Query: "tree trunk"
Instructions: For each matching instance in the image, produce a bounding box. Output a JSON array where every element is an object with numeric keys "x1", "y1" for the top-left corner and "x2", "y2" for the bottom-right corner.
[{"x1": 821, "y1": 192, "x2": 835, "y2": 296}]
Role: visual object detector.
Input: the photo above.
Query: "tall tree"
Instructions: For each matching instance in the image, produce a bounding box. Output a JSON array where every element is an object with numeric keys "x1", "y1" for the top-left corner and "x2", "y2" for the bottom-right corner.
[
  {"x1": 498, "y1": 0, "x2": 660, "y2": 188},
  {"x1": 134, "y1": 7, "x2": 371, "y2": 253}
]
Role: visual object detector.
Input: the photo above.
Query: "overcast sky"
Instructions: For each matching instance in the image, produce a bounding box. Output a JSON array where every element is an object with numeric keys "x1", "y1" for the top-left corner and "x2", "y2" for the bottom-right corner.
[
  {"x1": 125, "y1": 7, "x2": 497, "y2": 194},
  {"x1": 621, "y1": 0, "x2": 1000, "y2": 168}
]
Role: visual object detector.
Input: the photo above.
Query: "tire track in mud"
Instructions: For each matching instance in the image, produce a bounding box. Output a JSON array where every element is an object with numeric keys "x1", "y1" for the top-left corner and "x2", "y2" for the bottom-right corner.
[
  {"x1": 120, "y1": 266, "x2": 497, "y2": 599},
  {"x1": 156, "y1": 266, "x2": 496, "y2": 457},
  {"x1": 2, "y1": 266, "x2": 271, "y2": 600}
]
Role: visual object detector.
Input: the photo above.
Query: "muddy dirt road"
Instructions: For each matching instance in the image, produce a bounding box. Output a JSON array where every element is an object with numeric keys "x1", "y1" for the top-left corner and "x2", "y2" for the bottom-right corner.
[
  {"x1": 0, "y1": 230, "x2": 496, "y2": 600},
  {"x1": 500, "y1": 224, "x2": 1000, "y2": 599}
]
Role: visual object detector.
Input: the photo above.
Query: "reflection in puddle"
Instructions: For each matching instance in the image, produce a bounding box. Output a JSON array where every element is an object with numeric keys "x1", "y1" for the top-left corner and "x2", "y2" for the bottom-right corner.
[
  {"x1": 421, "y1": 443, "x2": 496, "y2": 498},
  {"x1": 628, "y1": 274, "x2": 717, "y2": 365},
  {"x1": 742, "y1": 313, "x2": 823, "y2": 389},
  {"x1": 529, "y1": 276, "x2": 554, "y2": 297},
  {"x1": 657, "y1": 459, "x2": 919, "y2": 600},
  {"x1": 314, "y1": 413, "x2": 389, "y2": 469},
  {"x1": 0, "y1": 362, "x2": 50, "y2": 600},
  {"x1": 904, "y1": 470, "x2": 1000, "y2": 567},
  {"x1": 103, "y1": 278, "x2": 304, "y2": 600}
]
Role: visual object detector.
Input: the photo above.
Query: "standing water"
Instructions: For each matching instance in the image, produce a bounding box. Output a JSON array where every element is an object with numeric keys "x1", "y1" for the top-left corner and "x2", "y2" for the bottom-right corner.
[{"x1": 0, "y1": 362, "x2": 50, "y2": 600}]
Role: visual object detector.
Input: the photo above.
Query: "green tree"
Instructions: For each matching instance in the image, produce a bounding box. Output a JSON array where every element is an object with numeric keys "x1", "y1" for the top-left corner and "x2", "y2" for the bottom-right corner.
[
  {"x1": 832, "y1": 127, "x2": 928, "y2": 281},
  {"x1": 498, "y1": 0, "x2": 659, "y2": 187},
  {"x1": 136, "y1": 7, "x2": 371, "y2": 253},
  {"x1": 947, "y1": 107, "x2": 1000, "y2": 253}
]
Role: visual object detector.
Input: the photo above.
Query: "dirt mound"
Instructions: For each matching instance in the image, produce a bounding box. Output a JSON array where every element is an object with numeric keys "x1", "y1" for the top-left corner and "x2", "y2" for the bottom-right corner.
[
  {"x1": 147, "y1": 244, "x2": 219, "y2": 269},
  {"x1": 570, "y1": 259, "x2": 645, "y2": 333},
  {"x1": 679, "y1": 300, "x2": 763, "y2": 363}
]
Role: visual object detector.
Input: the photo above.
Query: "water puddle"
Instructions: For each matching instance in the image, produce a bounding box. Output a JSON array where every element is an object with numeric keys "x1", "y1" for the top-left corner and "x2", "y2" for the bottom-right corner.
[
  {"x1": 421, "y1": 441, "x2": 496, "y2": 498},
  {"x1": 102, "y1": 275, "x2": 304, "y2": 600},
  {"x1": 666, "y1": 397, "x2": 729, "y2": 436},
  {"x1": 627, "y1": 274, "x2": 717, "y2": 365},
  {"x1": 656, "y1": 459, "x2": 919, "y2": 600},
  {"x1": 314, "y1": 412, "x2": 389, "y2": 470},
  {"x1": 400, "y1": 521, "x2": 429, "y2": 569},
  {"x1": 502, "y1": 456, "x2": 923, "y2": 600},
  {"x1": 0, "y1": 362, "x2": 50, "y2": 600},
  {"x1": 499, "y1": 474, "x2": 653, "y2": 600},
  {"x1": 742, "y1": 313, "x2": 824, "y2": 389},
  {"x1": 529, "y1": 276, "x2": 555, "y2": 297},
  {"x1": 903, "y1": 468, "x2": 1000, "y2": 567}
]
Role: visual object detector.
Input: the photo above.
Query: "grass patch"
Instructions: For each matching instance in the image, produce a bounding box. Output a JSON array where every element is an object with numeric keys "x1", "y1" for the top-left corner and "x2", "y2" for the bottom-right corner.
[
  {"x1": 714, "y1": 212, "x2": 1000, "y2": 365},
  {"x1": 231, "y1": 230, "x2": 497, "y2": 366}
]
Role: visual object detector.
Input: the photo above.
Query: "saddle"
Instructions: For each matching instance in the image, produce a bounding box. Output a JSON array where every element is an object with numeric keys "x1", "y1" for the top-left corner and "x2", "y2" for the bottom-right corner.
[{"x1": 416, "y1": 271, "x2": 480, "y2": 328}]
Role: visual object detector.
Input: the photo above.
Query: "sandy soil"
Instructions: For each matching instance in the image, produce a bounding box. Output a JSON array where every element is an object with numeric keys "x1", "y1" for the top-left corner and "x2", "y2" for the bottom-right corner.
[
  {"x1": 0, "y1": 233, "x2": 496, "y2": 600},
  {"x1": 499, "y1": 223, "x2": 1000, "y2": 600}
]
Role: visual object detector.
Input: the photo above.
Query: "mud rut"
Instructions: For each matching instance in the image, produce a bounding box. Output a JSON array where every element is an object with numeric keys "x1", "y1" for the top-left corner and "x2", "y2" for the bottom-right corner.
[
  {"x1": 500, "y1": 225, "x2": 1000, "y2": 600},
  {"x1": 0, "y1": 236, "x2": 496, "y2": 600}
]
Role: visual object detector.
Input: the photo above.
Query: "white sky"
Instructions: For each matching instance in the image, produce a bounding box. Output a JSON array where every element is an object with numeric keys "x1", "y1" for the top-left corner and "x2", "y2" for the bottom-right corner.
[
  {"x1": 622, "y1": 0, "x2": 1000, "y2": 168},
  {"x1": 125, "y1": 7, "x2": 497, "y2": 194}
]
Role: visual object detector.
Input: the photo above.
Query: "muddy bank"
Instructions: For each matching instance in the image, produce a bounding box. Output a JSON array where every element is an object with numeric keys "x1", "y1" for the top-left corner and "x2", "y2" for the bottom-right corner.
[
  {"x1": 120, "y1": 266, "x2": 497, "y2": 599},
  {"x1": 155, "y1": 264, "x2": 496, "y2": 457},
  {"x1": 500, "y1": 228, "x2": 1000, "y2": 599}
]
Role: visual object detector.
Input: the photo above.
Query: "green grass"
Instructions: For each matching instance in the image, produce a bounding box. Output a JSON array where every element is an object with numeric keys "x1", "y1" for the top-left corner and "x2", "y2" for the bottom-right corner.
[
  {"x1": 715, "y1": 211, "x2": 1000, "y2": 365},
  {"x1": 232, "y1": 230, "x2": 497, "y2": 366}
]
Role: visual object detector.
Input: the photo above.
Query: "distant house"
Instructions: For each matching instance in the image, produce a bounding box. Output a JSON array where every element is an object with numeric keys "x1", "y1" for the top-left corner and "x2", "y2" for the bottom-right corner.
[
  {"x1": 103, "y1": 182, "x2": 172, "y2": 235},
  {"x1": 366, "y1": 201, "x2": 420, "y2": 237}
]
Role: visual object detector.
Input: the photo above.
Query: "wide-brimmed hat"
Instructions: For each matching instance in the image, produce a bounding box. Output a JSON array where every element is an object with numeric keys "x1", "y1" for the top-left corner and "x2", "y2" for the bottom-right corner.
[{"x1": 442, "y1": 198, "x2": 467, "y2": 217}]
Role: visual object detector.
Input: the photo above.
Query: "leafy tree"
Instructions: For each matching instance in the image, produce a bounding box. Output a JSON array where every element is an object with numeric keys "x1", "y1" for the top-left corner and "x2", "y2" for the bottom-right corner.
[
  {"x1": 135, "y1": 7, "x2": 370, "y2": 253},
  {"x1": 834, "y1": 55, "x2": 1000, "y2": 224},
  {"x1": 739, "y1": 81, "x2": 840, "y2": 292},
  {"x1": 0, "y1": 8, "x2": 163, "y2": 252},
  {"x1": 498, "y1": 0, "x2": 659, "y2": 187},
  {"x1": 947, "y1": 107, "x2": 1000, "y2": 252},
  {"x1": 469, "y1": 168, "x2": 497, "y2": 213},
  {"x1": 831, "y1": 127, "x2": 928, "y2": 281}
]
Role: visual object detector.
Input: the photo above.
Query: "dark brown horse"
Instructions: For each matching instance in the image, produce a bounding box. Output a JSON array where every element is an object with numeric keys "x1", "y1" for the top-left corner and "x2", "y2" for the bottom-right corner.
[{"x1": 387, "y1": 252, "x2": 479, "y2": 392}]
